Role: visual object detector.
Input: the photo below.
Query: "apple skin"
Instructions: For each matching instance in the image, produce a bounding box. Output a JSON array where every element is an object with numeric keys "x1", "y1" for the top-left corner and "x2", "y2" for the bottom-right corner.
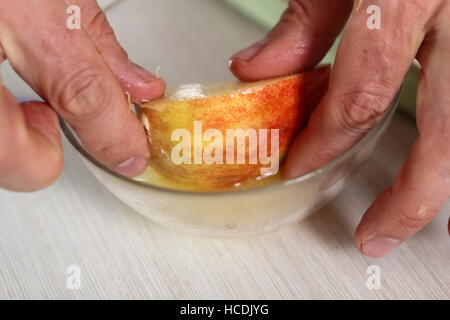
[{"x1": 139, "y1": 65, "x2": 330, "y2": 191}]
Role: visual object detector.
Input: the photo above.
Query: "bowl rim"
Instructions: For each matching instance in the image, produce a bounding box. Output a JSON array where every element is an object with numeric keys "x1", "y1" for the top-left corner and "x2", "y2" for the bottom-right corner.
[{"x1": 60, "y1": 86, "x2": 401, "y2": 196}]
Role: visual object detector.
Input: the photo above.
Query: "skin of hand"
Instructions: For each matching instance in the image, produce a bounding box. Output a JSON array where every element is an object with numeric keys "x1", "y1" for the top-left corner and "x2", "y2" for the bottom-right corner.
[
  {"x1": 0, "y1": 0, "x2": 165, "y2": 191},
  {"x1": 230, "y1": 0, "x2": 450, "y2": 258}
]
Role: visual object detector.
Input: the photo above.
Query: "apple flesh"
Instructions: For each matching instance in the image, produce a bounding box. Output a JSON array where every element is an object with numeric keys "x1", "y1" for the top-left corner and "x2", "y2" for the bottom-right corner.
[{"x1": 139, "y1": 65, "x2": 330, "y2": 191}]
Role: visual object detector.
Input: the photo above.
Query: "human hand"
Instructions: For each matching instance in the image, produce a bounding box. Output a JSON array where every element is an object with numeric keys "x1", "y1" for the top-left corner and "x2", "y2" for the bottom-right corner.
[
  {"x1": 0, "y1": 0, "x2": 165, "y2": 191},
  {"x1": 230, "y1": 0, "x2": 450, "y2": 257}
]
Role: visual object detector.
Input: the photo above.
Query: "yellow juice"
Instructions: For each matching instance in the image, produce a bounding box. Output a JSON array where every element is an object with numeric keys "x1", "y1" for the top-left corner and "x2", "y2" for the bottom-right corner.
[{"x1": 134, "y1": 165, "x2": 282, "y2": 192}]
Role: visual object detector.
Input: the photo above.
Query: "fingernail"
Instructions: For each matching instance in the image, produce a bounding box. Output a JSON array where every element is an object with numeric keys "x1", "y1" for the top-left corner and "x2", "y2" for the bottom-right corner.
[
  {"x1": 361, "y1": 237, "x2": 401, "y2": 258},
  {"x1": 231, "y1": 39, "x2": 268, "y2": 61},
  {"x1": 129, "y1": 61, "x2": 160, "y2": 82},
  {"x1": 114, "y1": 156, "x2": 148, "y2": 177}
]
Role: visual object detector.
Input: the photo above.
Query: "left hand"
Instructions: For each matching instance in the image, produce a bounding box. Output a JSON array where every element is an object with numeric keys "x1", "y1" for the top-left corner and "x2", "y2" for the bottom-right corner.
[{"x1": 0, "y1": 0, "x2": 165, "y2": 191}]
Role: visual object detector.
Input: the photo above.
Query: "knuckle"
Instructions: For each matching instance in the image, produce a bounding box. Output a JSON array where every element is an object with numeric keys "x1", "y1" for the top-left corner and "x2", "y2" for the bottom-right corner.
[
  {"x1": 88, "y1": 136, "x2": 132, "y2": 168},
  {"x1": 277, "y1": 0, "x2": 348, "y2": 36},
  {"x1": 307, "y1": 142, "x2": 342, "y2": 167},
  {"x1": 88, "y1": 10, "x2": 108, "y2": 31},
  {"x1": 278, "y1": 0, "x2": 315, "y2": 31},
  {"x1": 85, "y1": 9, "x2": 128, "y2": 61},
  {"x1": 87, "y1": 9, "x2": 116, "y2": 43},
  {"x1": 393, "y1": 206, "x2": 436, "y2": 230},
  {"x1": 54, "y1": 62, "x2": 110, "y2": 119},
  {"x1": 338, "y1": 87, "x2": 392, "y2": 133},
  {"x1": 285, "y1": 0, "x2": 309, "y2": 20}
]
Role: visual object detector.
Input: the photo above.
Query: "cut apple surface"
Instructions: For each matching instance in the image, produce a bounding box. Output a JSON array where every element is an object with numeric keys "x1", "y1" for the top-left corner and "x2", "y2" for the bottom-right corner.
[{"x1": 139, "y1": 65, "x2": 330, "y2": 191}]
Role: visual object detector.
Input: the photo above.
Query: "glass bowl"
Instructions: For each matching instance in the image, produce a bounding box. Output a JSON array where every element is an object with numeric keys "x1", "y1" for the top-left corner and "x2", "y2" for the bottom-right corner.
[
  {"x1": 60, "y1": 88, "x2": 400, "y2": 236},
  {"x1": 60, "y1": 0, "x2": 401, "y2": 236}
]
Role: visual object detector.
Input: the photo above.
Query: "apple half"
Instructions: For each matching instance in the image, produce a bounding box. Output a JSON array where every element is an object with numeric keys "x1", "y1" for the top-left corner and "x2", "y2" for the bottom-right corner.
[{"x1": 139, "y1": 65, "x2": 330, "y2": 190}]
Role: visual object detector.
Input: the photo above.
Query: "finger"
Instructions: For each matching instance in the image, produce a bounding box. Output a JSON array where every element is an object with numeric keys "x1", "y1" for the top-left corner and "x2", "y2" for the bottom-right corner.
[
  {"x1": 283, "y1": 0, "x2": 431, "y2": 178},
  {"x1": 229, "y1": 0, "x2": 353, "y2": 81},
  {"x1": 0, "y1": 0, "x2": 149, "y2": 176},
  {"x1": 356, "y1": 28, "x2": 450, "y2": 258},
  {"x1": 0, "y1": 83, "x2": 63, "y2": 191},
  {"x1": 73, "y1": 0, "x2": 165, "y2": 103},
  {"x1": 448, "y1": 217, "x2": 450, "y2": 236}
]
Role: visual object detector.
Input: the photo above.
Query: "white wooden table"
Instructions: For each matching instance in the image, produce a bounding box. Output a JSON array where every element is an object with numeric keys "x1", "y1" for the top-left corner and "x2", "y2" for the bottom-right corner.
[{"x1": 0, "y1": 0, "x2": 449, "y2": 300}]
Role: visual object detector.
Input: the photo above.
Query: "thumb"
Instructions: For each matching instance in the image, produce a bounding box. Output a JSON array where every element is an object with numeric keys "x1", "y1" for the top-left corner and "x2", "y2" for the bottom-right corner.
[
  {"x1": 79, "y1": 0, "x2": 165, "y2": 103},
  {"x1": 0, "y1": 88, "x2": 63, "y2": 191},
  {"x1": 229, "y1": 0, "x2": 352, "y2": 82}
]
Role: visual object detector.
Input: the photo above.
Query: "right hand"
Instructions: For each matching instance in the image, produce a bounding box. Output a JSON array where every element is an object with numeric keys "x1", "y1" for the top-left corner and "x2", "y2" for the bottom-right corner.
[
  {"x1": 0, "y1": 0, "x2": 165, "y2": 191},
  {"x1": 230, "y1": 0, "x2": 450, "y2": 257}
]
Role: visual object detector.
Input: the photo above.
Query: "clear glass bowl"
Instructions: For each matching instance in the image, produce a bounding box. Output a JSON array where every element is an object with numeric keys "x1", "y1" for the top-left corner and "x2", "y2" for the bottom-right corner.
[
  {"x1": 60, "y1": 89, "x2": 399, "y2": 236},
  {"x1": 60, "y1": 0, "x2": 401, "y2": 236}
]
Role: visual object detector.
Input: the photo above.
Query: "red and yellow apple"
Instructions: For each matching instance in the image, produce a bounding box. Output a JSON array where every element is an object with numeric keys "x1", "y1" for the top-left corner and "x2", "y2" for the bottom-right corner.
[{"x1": 139, "y1": 65, "x2": 330, "y2": 190}]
